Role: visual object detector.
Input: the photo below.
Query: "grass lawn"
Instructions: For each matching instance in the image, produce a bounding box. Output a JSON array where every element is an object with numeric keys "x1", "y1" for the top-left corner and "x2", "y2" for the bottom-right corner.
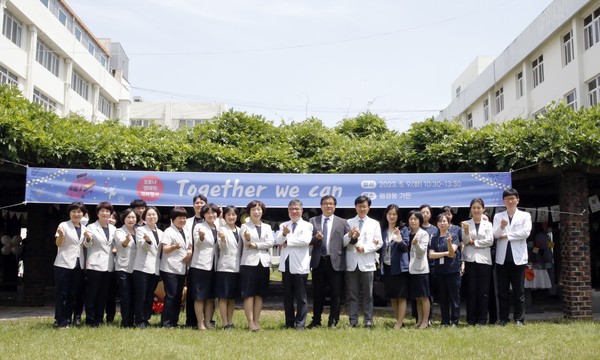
[{"x1": 1, "y1": 309, "x2": 598, "y2": 359}]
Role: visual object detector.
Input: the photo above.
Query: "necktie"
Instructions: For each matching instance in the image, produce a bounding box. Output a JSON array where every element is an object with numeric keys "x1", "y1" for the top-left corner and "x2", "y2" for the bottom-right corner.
[
  {"x1": 291, "y1": 222, "x2": 297, "y2": 233},
  {"x1": 321, "y1": 217, "x2": 329, "y2": 256},
  {"x1": 179, "y1": 230, "x2": 186, "y2": 245},
  {"x1": 359, "y1": 219, "x2": 364, "y2": 232}
]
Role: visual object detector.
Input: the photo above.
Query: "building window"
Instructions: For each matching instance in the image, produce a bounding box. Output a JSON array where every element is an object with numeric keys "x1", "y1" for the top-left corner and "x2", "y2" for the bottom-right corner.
[
  {"x1": 178, "y1": 119, "x2": 206, "y2": 129},
  {"x1": 40, "y1": 0, "x2": 49, "y2": 7},
  {"x1": 483, "y1": 99, "x2": 489, "y2": 122},
  {"x1": 455, "y1": 86, "x2": 461, "y2": 98},
  {"x1": 495, "y1": 87, "x2": 504, "y2": 114},
  {"x1": 465, "y1": 113, "x2": 473, "y2": 129},
  {"x1": 130, "y1": 119, "x2": 153, "y2": 127},
  {"x1": 534, "y1": 108, "x2": 547, "y2": 119},
  {"x1": 36, "y1": 40, "x2": 60, "y2": 77},
  {"x1": 532, "y1": 55, "x2": 544, "y2": 88},
  {"x1": 58, "y1": 9, "x2": 67, "y2": 26},
  {"x1": 584, "y1": 7, "x2": 600, "y2": 50},
  {"x1": 516, "y1": 72, "x2": 524, "y2": 99},
  {"x1": 74, "y1": 26, "x2": 82, "y2": 41},
  {"x1": 0, "y1": 65, "x2": 19, "y2": 86},
  {"x1": 589, "y1": 75, "x2": 600, "y2": 107},
  {"x1": 88, "y1": 43, "x2": 95, "y2": 56},
  {"x1": 562, "y1": 30, "x2": 575, "y2": 66},
  {"x1": 565, "y1": 90, "x2": 577, "y2": 110},
  {"x1": 71, "y1": 71, "x2": 89, "y2": 100},
  {"x1": 2, "y1": 10, "x2": 22, "y2": 47},
  {"x1": 33, "y1": 89, "x2": 56, "y2": 111},
  {"x1": 98, "y1": 94, "x2": 113, "y2": 118}
]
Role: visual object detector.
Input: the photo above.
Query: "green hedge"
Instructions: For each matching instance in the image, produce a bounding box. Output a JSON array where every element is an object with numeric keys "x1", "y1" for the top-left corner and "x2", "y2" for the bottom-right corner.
[{"x1": 1, "y1": 85, "x2": 599, "y2": 173}]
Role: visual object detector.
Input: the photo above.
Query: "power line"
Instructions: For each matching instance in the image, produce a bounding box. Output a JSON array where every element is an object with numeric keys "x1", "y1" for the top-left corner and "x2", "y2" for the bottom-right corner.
[{"x1": 131, "y1": 86, "x2": 441, "y2": 115}]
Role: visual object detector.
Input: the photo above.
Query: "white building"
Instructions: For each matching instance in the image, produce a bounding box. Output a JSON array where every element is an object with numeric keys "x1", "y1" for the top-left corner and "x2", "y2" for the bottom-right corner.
[
  {"x1": 436, "y1": 0, "x2": 600, "y2": 128},
  {"x1": 0, "y1": 0, "x2": 130, "y2": 123},
  {"x1": 130, "y1": 100, "x2": 226, "y2": 130}
]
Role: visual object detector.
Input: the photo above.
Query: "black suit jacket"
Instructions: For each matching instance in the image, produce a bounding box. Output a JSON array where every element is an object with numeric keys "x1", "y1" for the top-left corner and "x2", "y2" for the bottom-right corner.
[{"x1": 309, "y1": 215, "x2": 350, "y2": 271}]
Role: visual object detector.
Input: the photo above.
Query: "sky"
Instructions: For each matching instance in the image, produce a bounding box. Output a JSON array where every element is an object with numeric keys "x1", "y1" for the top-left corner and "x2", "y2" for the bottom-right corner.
[{"x1": 68, "y1": 0, "x2": 553, "y2": 132}]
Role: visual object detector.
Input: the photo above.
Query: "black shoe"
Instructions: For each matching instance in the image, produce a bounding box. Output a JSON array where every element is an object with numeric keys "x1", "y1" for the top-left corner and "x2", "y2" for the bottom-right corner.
[
  {"x1": 295, "y1": 325, "x2": 306, "y2": 331},
  {"x1": 74, "y1": 318, "x2": 82, "y2": 326},
  {"x1": 496, "y1": 320, "x2": 508, "y2": 326},
  {"x1": 328, "y1": 322, "x2": 338, "y2": 328},
  {"x1": 364, "y1": 321, "x2": 373, "y2": 328},
  {"x1": 223, "y1": 324, "x2": 234, "y2": 330},
  {"x1": 137, "y1": 322, "x2": 148, "y2": 329},
  {"x1": 307, "y1": 322, "x2": 321, "y2": 329},
  {"x1": 350, "y1": 323, "x2": 358, "y2": 328}
]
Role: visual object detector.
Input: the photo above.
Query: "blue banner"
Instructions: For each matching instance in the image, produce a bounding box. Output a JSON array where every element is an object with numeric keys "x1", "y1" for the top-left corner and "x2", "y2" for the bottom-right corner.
[{"x1": 25, "y1": 167, "x2": 511, "y2": 208}]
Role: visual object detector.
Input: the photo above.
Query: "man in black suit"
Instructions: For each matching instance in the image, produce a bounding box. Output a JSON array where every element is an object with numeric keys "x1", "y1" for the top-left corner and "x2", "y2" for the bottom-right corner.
[{"x1": 307, "y1": 195, "x2": 350, "y2": 328}]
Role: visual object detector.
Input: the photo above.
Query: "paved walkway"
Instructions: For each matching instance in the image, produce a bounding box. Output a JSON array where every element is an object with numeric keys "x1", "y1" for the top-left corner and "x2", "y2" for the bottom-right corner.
[
  {"x1": 2, "y1": 303, "x2": 598, "y2": 322},
  {"x1": 2, "y1": 285, "x2": 598, "y2": 322}
]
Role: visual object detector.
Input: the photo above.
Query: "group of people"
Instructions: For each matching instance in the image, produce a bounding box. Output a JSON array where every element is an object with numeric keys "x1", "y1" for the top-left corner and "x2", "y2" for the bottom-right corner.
[{"x1": 53, "y1": 188, "x2": 532, "y2": 330}]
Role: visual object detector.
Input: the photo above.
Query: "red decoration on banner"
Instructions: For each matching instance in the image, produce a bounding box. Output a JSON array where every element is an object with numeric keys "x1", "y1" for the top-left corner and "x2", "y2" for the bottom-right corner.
[{"x1": 136, "y1": 175, "x2": 164, "y2": 202}]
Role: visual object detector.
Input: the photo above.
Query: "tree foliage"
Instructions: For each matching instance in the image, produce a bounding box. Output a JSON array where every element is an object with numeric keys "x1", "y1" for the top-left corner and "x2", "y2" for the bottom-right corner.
[{"x1": 1, "y1": 85, "x2": 599, "y2": 174}]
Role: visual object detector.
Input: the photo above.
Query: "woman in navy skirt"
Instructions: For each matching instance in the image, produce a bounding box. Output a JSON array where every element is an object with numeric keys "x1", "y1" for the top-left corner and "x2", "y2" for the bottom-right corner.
[
  {"x1": 239, "y1": 200, "x2": 274, "y2": 331},
  {"x1": 407, "y1": 210, "x2": 431, "y2": 329},
  {"x1": 190, "y1": 203, "x2": 220, "y2": 330},
  {"x1": 379, "y1": 204, "x2": 410, "y2": 329},
  {"x1": 215, "y1": 205, "x2": 243, "y2": 329}
]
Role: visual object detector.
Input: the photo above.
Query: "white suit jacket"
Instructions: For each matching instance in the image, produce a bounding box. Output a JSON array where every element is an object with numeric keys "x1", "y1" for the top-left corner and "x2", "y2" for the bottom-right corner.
[
  {"x1": 216, "y1": 225, "x2": 243, "y2": 273},
  {"x1": 240, "y1": 222, "x2": 274, "y2": 268},
  {"x1": 276, "y1": 219, "x2": 313, "y2": 274},
  {"x1": 343, "y1": 215, "x2": 383, "y2": 272},
  {"x1": 54, "y1": 220, "x2": 86, "y2": 269},
  {"x1": 160, "y1": 224, "x2": 192, "y2": 275},
  {"x1": 190, "y1": 221, "x2": 217, "y2": 271},
  {"x1": 408, "y1": 228, "x2": 430, "y2": 274},
  {"x1": 84, "y1": 221, "x2": 116, "y2": 272},
  {"x1": 493, "y1": 209, "x2": 532, "y2": 266},
  {"x1": 461, "y1": 219, "x2": 494, "y2": 265},
  {"x1": 114, "y1": 227, "x2": 137, "y2": 273},
  {"x1": 133, "y1": 224, "x2": 163, "y2": 275},
  {"x1": 185, "y1": 216, "x2": 202, "y2": 241}
]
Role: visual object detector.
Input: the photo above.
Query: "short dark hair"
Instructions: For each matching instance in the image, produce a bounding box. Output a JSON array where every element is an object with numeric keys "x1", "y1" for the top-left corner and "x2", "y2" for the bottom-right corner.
[
  {"x1": 288, "y1": 199, "x2": 303, "y2": 208},
  {"x1": 96, "y1": 201, "x2": 114, "y2": 214},
  {"x1": 130, "y1": 199, "x2": 147, "y2": 208},
  {"x1": 354, "y1": 195, "x2": 371, "y2": 206},
  {"x1": 435, "y1": 213, "x2": 451, "y2": 225},
  {"x1": 66, "y1": 201, "x2": 87, "y2": 216},
  {"x1": 246, "y1": 200, "x2": 266, "y2": 215},
  {"x1": 442, "y1": 206, "x2": 452, "y2": 213},
  {"x1": 320, "y1": 195, "x2": 337, "y2": 205},
  {"x1": 222, "y1": 205, "x2": 239, "y2": 217},
  {"x1": 502, "y1": 188, "x2": 520, "y2": 199},
  {"x1": 193, "y1": 195, "x2": 208, "y2": 204},
  {"x1": 142, "y1": 206, "x2": 161, "y2": 221},
  {"x1": 120, "y1": 208, "x2": 140, "y2": 224},
  {"x1": 201, "y1": 203, "x2": 222, "y2": 217},
  {"x1": 470, "y1": 197, "x2": 485, "y2": 208},
  {"x1": 170, "y1": 206, "x2": 189, "y2": 221},
  {"x1": 419, "y1": 204, "x2": 432, "y2": 212},
  {"x1": 407, "y1": 210, "x2": 424, "y2": 226},
  {"x1": 382, "y1": 204, "x2": 402, "y2": 228}
]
